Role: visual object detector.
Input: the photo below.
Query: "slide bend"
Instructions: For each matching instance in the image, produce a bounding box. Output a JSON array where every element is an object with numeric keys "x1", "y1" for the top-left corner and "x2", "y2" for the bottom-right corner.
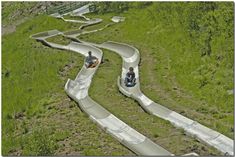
[
  {"x1": 30, "y1": 30, "x2": 172, "y2": 155},
  {"x1": 92, "y1": 41, "x2": 233, "y2": 156},
  {"x1": 31, "y1": 4, "x2": 233, "y2": 155}
]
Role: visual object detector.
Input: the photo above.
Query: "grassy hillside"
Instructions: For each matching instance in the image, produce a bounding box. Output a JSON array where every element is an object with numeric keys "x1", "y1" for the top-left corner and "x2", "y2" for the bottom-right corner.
[
  {"x1": 2, "y1": 13, "x2": 134, "y2": 155},
  {"x1": 2, "y1": 2, "x2": 233, "y2": 156},
  {"x1": 81, "y1": 2, "x2": 234, "y2": 138},
  {"x1": 2, "y1": 2, "x2": 36, "y2": 25}
]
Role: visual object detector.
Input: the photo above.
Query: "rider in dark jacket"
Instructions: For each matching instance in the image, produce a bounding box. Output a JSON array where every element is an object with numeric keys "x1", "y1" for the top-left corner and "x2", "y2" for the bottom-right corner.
[
  {"x1": 85, "y1": 51, "x2": 99, "y2": 68},
  {"x1": 125, "y1": 67, "x2": 136, "y2": 86}
]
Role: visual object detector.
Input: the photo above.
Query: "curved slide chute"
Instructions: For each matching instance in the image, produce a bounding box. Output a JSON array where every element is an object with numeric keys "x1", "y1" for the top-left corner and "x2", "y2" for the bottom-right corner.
[
  {"x1": 31, "y1": 31, "x2": 172, "y2": 156},
  {"x1": 95, "y1": 41, "x2": 233, "y2": 155},
  {"x1": 30, "y1": 4, "x2": 234, "y2": 155}
]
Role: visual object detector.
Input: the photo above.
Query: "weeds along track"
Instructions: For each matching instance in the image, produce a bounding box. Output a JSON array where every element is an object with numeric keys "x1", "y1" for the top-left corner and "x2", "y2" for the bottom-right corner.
[
  {"x1": 31, "y1": 5, "x2": 172, "y2": 156},
  {"x1": 31, "y1": 4, "x2": 233, "y2": 156}
]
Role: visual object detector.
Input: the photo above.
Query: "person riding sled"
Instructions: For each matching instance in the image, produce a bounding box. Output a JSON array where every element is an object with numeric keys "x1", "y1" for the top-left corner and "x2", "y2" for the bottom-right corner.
[
  {"x1": 125, "y1": 67, "x2": 136, "y2": 87},
  {"x1": 85, "y1": 51, "x2": 99, "y2": 68}
]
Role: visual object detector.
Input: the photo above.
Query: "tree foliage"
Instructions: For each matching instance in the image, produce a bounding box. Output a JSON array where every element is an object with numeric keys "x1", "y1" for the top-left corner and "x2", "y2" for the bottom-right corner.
[{"x1": 152, "y1": 2, "x2": 233, "y2": 58}]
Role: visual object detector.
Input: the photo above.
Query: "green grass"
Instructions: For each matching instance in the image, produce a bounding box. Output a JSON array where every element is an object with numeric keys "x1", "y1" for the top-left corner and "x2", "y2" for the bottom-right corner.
[
  {"x1": 81, "y1": 12, "x2": 115, "y2": 32},
  {"x1": 85, "y1": 12, "x2": 115, "y2": 21},
  {"x1": 89, "y1": 49, "x2": 221, "y2": 155},
  {"x1": 2, "y1": 14, "x2": 132, "y2": 155},
  {"x1": 47, "y1": 35, "x2": 72, "y2": 45},
  {"x1": 2, "y1": 14, "x2": 84, "y2": 118},
  {"x1": 82, "y1": 21, "x2": 114, "y2": 32},
  {"x1": 2, "y1": 2, "x2": 233, "y2": 156},
  {"x1": 63, "y1": 15, "x2": 86, "y2": 21},
  {"x1": 80, "y1": 4, "x2": 234, "y2": 139}
]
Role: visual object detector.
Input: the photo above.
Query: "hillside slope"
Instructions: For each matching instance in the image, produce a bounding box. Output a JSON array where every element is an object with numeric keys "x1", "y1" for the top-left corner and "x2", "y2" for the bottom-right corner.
[
  {"x1": 2, "y1": 2, "x2": 233, "y2": 156},
  {"x1": 81, "y1": 2, "x2": 234, "y2": 138}
]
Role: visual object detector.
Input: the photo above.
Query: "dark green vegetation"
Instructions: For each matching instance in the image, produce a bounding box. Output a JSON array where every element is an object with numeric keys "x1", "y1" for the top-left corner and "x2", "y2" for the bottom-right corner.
[{"x1": 2, "y1": 2, "x2": 233, "y2": 156}]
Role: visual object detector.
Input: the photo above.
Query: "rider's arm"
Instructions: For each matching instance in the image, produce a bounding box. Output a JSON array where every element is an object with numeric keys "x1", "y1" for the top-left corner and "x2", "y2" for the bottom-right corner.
[
  {"x1": 133, "y1": 72, "x2": 135, "y2": 78},
  {"x1": 126, "y1": 72, "x2": 130, "y2": 78}
]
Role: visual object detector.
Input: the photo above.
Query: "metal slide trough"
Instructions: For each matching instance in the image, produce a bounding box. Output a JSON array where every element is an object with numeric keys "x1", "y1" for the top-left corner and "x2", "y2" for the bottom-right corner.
[
  {"x1": 95, "y1": 41, "x2": 234, "y2": 156},
  {"x1": 31, "y1": 31, "x2": 172, "y2": 156},
  {"x1": 30, "y1": 3, "x2": 234, "y2": 155}
]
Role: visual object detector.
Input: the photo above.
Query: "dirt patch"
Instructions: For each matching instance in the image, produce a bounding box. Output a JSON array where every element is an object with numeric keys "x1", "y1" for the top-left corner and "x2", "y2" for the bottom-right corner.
[
  {"x1": 14, "y1": 112, "x2": 25, "y2": 119},
  {"x1": 58, "y1": 62, "x2": 77, "y2": 80},
  {"x1": 2, "y1": 17, "x2": 28, "y2": 35},
  {"x1": 8, "y1": 148, "x2": 22, "y2": 156}
]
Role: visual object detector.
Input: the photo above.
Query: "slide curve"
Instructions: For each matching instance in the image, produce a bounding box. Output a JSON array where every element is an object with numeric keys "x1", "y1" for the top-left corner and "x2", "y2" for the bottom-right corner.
[
  {"x1": 30, "y1": 3, "x2": 234, "y2": 156},
  {"x1": 94, "y1": 41, "x2": 234, "y2": 155},
  {"x1": 31, "y1": 30, "x2": 172, "y2": 156}
]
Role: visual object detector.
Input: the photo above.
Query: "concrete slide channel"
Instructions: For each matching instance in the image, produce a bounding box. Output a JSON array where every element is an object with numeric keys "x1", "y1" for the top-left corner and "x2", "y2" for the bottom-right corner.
[
  {"x1": 31, "y1": 24, "x2": 172, "y2": 157},
  {"x1": 95, "y1": 42, "x2": 234, "y2": 156},
  {"x1": 31, "y1": 4, "x2": 234, "y2": 156}
]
